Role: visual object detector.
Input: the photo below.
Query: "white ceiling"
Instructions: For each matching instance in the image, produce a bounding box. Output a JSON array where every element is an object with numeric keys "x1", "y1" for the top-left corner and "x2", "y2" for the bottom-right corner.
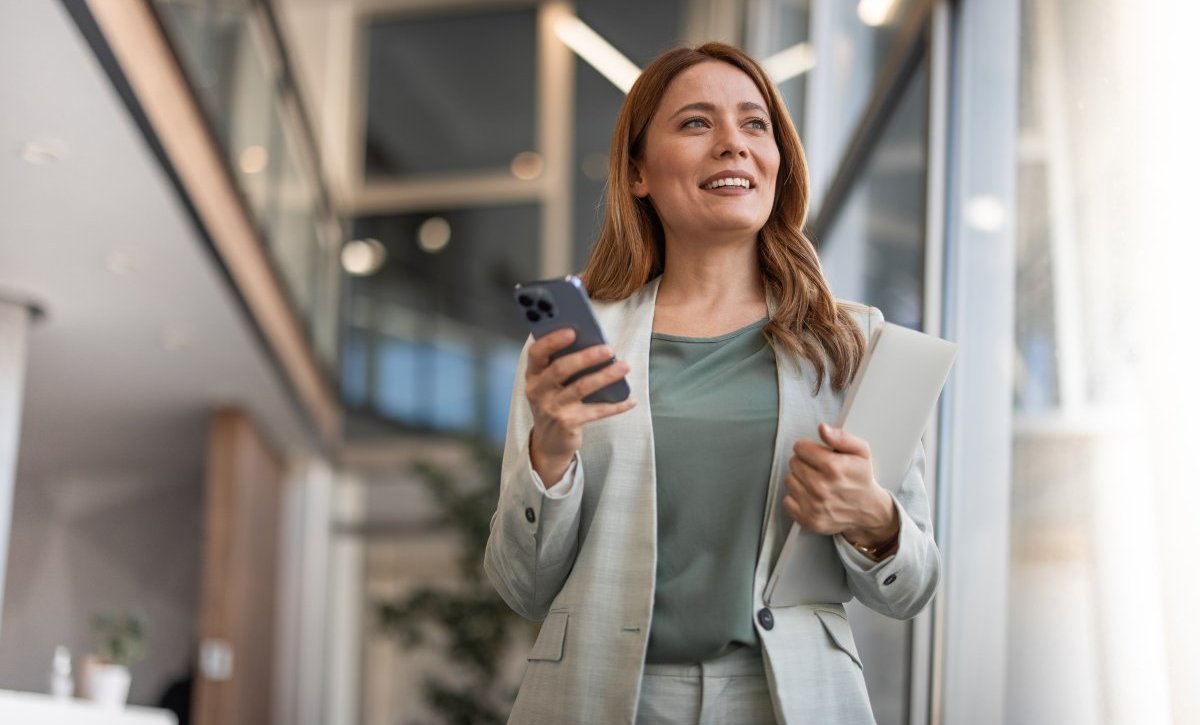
[{"x1": 0, "y1": 1, "x2": 311, "y2": 495}]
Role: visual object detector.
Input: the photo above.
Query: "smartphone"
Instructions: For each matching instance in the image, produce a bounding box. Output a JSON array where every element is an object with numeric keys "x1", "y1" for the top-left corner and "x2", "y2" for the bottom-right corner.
[{"x1": 513, "y1": 275, "x2": 631, "y2": 404}]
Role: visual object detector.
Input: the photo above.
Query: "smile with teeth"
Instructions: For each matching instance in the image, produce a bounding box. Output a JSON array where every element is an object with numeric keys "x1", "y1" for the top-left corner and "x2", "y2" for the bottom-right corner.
[{"x1": 702, "y1": 177, "x2": 753, "y2": 190}]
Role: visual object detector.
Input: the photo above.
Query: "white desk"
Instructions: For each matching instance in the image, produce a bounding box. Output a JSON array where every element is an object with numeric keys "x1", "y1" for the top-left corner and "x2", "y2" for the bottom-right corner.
[{"x1": 0, "y1": 689, "x2": 176, "y2": 724}]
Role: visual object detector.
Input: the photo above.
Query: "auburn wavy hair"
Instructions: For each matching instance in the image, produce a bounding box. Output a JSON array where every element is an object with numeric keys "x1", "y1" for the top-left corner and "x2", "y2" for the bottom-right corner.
[{"x1": 580, "y1": 42, "x2": 866, "y2": 392}]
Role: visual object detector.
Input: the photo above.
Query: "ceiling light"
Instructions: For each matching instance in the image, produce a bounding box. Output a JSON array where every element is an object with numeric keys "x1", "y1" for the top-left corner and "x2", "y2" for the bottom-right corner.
[
  {"x1": 105, "y1": 247, "x2": 146, "y2": 275},
  {"x1": 239, "y1": 145, "x2": 269, "y2": 174},
  {"x1": 417, "y1": 217, "x2": 451, "y2": 253},
  {"x1": 964, "y1": 195, "x2": 1006, "y2": 232},
  {"x1": 510, "y1": 151, "x2": 544, "y2": 181},
  {"x1": 21, "y1": 138, "x2": 69, "y2": 165},
  {"x1": 553, "y1": 15, "x2": 641, "y2": 93},
  {"x1": 761, "y1": 43, "x2": 817, "y2": 84},
  {"x1": 341, "y1": 238, "x2": 386, "y2": 276},
  {"x1": 857, "y1": 0, "x2": 899, "y2": 27}
]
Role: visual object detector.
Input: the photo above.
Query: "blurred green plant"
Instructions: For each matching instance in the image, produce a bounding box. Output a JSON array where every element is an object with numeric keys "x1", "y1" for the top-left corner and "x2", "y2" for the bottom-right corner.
[
  {"x1": 376, "y1": 441, "x2": 528, "y2": 725},
  {"x1": 90, "y1": 610, "x2": 147, "y2": 667}
]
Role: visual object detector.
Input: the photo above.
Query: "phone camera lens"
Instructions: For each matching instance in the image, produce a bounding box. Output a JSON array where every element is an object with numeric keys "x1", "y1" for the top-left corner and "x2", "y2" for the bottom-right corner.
[
  {"x1": 525, "y1": 310, "x2": 540, "y2": 323},
  {"x1": 517, "y1": 294, "x2": 533, "y2": 307},
  {"x1": 536, "y1": 300, "x2": 552, "y2": 312}
]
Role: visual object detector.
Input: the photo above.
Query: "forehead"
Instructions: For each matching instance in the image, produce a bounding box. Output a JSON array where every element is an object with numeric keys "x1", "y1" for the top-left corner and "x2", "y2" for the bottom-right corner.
[{"x1": 655, "y1": 61, "x2": 769, "y2": 118}]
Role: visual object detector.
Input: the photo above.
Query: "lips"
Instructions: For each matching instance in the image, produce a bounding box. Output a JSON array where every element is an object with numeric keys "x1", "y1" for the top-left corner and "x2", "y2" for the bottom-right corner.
[{"x1": 699, "y1": 171, "x2": 756, "y2": 190}]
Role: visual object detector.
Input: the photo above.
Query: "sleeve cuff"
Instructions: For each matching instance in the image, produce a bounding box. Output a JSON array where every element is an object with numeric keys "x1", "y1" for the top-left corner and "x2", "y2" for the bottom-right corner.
[
  {"x1": 836, "y1": 533, "x2": 896, "y2": 571},
  {"x1": 531, "y1": 452, "x2": 582, "y2": 500}
]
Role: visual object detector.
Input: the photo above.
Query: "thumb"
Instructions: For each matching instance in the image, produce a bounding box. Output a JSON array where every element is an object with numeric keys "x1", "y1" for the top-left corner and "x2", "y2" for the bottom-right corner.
[{"x1": 818, "y1": 423, "x2": 869, "y2": 456}]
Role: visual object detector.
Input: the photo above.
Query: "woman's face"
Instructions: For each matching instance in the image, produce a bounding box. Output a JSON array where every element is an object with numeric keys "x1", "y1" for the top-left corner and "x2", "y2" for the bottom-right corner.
[{"x1": 631, "y1": 61, "x2": 780, "y2": 247}]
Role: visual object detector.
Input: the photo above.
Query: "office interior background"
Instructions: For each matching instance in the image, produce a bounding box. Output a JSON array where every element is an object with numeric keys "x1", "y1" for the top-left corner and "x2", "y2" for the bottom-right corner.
[{"x1": 0, "y1": 0, "x2": 1197, "y2": 723}]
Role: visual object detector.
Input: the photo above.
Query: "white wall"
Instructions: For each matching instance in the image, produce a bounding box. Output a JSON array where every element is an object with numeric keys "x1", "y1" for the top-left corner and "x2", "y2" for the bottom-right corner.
[{"x1": 0, "y1": 431, "x2": 206, "y2": 707}]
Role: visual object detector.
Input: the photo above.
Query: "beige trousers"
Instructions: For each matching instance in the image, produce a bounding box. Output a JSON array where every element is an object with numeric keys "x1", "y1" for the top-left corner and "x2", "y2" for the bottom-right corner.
[{"x1": 636, "y1": 646, "x2": 778, "y2": 725}]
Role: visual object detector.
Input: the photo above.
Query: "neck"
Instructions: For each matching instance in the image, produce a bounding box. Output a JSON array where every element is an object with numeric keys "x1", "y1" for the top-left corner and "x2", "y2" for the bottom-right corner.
[{"x1": 657, "y1": 233, "x2": 764, "y2": 309}]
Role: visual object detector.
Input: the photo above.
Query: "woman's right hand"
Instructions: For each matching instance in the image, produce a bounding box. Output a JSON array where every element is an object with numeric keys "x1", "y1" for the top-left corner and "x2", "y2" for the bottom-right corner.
[{"x1": 525, "y1": 328, "x2": 636, "y2": 486}]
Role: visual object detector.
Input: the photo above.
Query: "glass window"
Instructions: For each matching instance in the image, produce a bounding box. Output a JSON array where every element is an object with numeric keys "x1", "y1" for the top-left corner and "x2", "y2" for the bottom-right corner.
[
  {"x1": 155, "y1": 0, "x2": 248, "y2": 146},
  {"x1": 363, "y1": 8, "x2": 537, "y2": 178},
  {"x1": 341, "y1": 326, "x2": 370, "y2": 407},
  {"x1": 821, "y1": 54, "x2": 928, "y2": 330},
  {"x1": 1006, "y1": 0, "x2": 1200, "y2": 722},
  {"x1": 758, "y1": 0, "x2": 812, "y2": 135},
  {"x1": 343, "y1": 204, "x2": 539, "y2": 437},
  {"x1": 267, "y1": 121, "x2": 319, "y2": 316},
  {"x1": 486, "y1": 344, "x2": 521, "y2": 444},
  {"x1": 808, "y1": 0, "x2": 921, "y2": 179},
  {"x1": 571, "y1": 0, "x2": 685, "y2": 270}
]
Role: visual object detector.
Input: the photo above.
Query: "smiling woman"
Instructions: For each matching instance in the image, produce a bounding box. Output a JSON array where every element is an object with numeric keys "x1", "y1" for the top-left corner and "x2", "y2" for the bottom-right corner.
[
  {"x1": 484, "y1": 42, "x2": 940, "y2": 725},
  {"x1": 629, "y1": 63, "x2": 780, "y2": 246}
]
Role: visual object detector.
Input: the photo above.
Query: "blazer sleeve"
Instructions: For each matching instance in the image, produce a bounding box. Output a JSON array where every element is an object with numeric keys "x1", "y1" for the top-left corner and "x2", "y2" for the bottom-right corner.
[
  {"x1": 832, "y1": 306, "x2": 942, "y2": 619},
  {"x1": 483, "y1": 338, "x2": 585, "y2": 621}
]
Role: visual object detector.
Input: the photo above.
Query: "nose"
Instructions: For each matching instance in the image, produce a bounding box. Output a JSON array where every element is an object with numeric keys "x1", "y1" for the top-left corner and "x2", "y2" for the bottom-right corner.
[{"x1": 713, "y1": 125, "x2": 749, "y2": 159}]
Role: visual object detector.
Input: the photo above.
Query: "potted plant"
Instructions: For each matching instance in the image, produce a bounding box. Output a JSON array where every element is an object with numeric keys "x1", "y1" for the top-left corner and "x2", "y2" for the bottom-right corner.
[
  {"x1": 375, "y1": 441, "x2": 530, "y2": 724},
  {"x1": 82, "y1": 610, "x2": 146, "y2": 708}
]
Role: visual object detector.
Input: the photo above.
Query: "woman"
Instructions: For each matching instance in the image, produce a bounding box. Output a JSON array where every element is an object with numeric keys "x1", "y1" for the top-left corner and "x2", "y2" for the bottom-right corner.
[{"x1": 484, "y1": 42, "x2": 940, "y2": 725}]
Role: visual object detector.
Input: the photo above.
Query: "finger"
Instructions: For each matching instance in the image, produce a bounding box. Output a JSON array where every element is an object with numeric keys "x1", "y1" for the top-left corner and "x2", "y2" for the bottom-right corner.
[
  {"x1": 784, "y1": 467, "x2": 819, "y2": 497},
  {"x1": 558, "y1": 359, "x2": 630, "y2": 403},
  {"x1": 575, "y1": 397, "x2": 637, "y2": 424},
  {"x1": 791, "y1": 439, "x2": 833, "y2": 471},
  {"x1": 782, "y1": 471, "x2": 809, "y2": 500},
  {"x1": 818, "y1": 423, "x2": 870, "y2": 457},
  {"x1": 542, "y1": 344, "x2": 614, "y2": 388},
  {"x1": 782, "y1": 494, "x2": 812, "y2": 529},
  {"x1": 527, "y1": 328, "x2": 577, "y2": 374}
]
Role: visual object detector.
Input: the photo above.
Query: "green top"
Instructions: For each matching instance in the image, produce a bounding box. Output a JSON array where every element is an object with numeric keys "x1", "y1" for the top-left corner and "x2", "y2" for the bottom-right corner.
[{"x1": 645, "y1": 317, "x2": 779, "y2": 664}]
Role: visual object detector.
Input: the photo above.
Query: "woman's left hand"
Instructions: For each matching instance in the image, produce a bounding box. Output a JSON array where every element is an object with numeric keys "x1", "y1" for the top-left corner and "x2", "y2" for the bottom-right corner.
[{"x1": 783, "y1": 423, "x2": 899, "y2": 547}]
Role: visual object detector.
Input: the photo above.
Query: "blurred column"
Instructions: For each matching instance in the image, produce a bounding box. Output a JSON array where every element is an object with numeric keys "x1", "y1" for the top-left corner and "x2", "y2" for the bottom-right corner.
[
  {"x1": 538, "y1": 1, "x2": 575, "y2": 278},
  {"x1": 938, "y1": 0, "x2": 1019, "y2": 722},
  {"x1": 324, "y1": 474, "x2": 365, "y2": 725},
  {"x1": 274, "y1": 459, "x2": 333, "y2": 725},
  {"x1": 0, "y1": 298, "x2": 33, "y2": 635}
]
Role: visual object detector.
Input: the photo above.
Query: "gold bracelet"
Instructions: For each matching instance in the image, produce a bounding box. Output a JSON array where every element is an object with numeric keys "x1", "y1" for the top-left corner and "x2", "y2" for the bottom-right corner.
[{"x1": 849, "y1": 529, "x2": 899, "y2": 561}]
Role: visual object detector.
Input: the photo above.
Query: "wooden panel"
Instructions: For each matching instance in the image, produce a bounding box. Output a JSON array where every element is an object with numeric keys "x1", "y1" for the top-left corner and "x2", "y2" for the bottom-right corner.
[{"x1": 194, "y1": 409, "x2": 284, "y2": 725}]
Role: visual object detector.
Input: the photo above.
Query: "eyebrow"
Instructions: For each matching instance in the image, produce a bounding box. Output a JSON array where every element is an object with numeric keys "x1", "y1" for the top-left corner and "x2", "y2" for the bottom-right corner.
[{"x1": 668, "y1": 101, "x2": 770, "y2": 119}]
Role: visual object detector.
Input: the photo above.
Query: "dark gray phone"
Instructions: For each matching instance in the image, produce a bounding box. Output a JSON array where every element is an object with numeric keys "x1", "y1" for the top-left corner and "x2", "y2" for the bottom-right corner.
[{"x1": 513, "y1": 275, "x2": 631, "y2": 404}]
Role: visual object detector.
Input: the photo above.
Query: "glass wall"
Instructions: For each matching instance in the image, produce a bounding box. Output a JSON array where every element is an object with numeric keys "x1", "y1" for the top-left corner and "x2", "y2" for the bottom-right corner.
[
  {"x1": 343, "y1": 204, "x2": 539, "y2": 442},
  {"x1": 822, "y1": 54, "x2": 928, "y2": 330},
  {"x1": 804, "y1": 0, "x2": 923, "y2": 200},
  {"x1": 363, "y1": 8, "x2": 538, "y2": 178},
  {"x1": 154, "y1": 0, "x2": 343, "y2": 371},
  {"x1": 1006, "y1": 0, "x2": 1200, "y2": 722},
  {"x1": 571, "y1": 0, "x2": 685, "y2": 269}
]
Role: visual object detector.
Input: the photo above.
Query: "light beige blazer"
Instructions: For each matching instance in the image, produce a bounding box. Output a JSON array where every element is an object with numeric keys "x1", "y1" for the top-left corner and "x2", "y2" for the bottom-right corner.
[{"x1": 484, "y1": 276, "x2": 940, "y2": 724}]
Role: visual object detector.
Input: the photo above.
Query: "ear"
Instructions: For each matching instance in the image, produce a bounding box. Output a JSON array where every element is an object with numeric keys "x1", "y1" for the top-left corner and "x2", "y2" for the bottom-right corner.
[{"x1": 629, "y1": 161, "x2": 649, "y2": 198}]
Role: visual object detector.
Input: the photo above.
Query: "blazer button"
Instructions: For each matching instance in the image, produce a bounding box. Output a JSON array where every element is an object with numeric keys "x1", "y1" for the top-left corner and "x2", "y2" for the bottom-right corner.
[
  {"x1": 883, "y1": 573, "x2": 897, "y2": 586},
  {"x1": 525, "y1": 507, "x2": 536, "y2": 524},
  {"x1": 757, "y1": 607, "x2": 774, "y2": 630}
]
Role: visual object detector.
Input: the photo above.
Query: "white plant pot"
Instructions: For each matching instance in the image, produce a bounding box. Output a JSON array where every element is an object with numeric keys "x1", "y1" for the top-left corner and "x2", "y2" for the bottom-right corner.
[{"x1": 85, "y1": 663, "x2": 131, "y2": 709}]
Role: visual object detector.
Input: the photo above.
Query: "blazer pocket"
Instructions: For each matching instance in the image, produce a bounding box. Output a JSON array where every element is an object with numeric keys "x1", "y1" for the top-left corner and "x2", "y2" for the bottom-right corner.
[
  {"x1": 528, "y1": 609, "x2": 569, "y2": 662},
  {"x1": 814, "y1": 610, "x2": 863, "y2": 670}
]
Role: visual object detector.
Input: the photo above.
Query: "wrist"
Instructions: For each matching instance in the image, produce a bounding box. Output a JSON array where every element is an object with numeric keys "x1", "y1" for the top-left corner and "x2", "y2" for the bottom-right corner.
[
  {"x1": 529, "y1": 432, "x2": 573, "y2": 486},
  {"x1": 843, "y1": 490, "x2": 899, "y2": 550}
]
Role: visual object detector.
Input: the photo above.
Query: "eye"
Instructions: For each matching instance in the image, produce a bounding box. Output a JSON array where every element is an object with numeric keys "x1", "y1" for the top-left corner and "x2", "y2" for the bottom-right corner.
[
  {"x1": 681, "y1": 117, "x2": 710, "y2": 130},
  {"x1": 744, "y1": 117, "x2": 771, "y2": 131}
]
